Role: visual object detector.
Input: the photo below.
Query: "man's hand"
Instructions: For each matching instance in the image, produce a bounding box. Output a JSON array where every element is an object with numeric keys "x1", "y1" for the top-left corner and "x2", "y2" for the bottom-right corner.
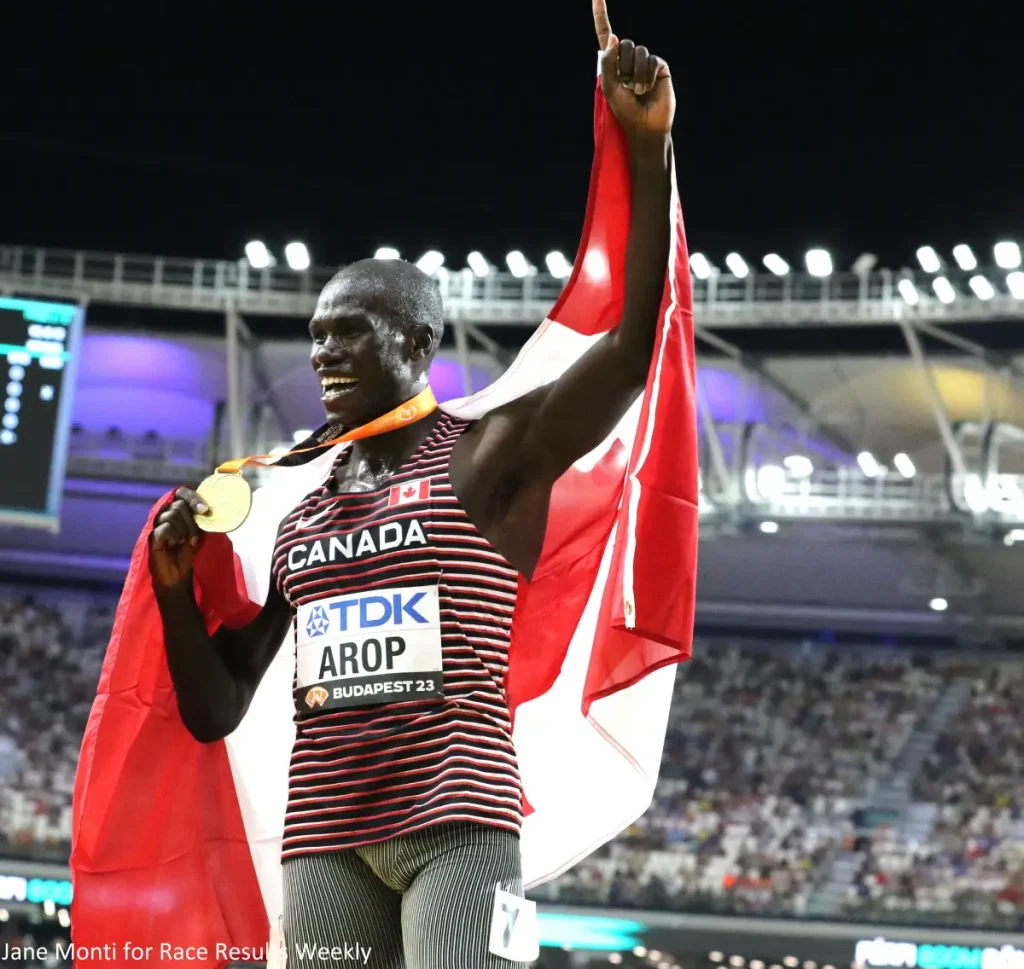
[
  {"x1": 593, "y1": 0, "x2": 675, "y2": 137},
  {"x1": 149, "y1": 487, "x2": 208, "y2": 588}
]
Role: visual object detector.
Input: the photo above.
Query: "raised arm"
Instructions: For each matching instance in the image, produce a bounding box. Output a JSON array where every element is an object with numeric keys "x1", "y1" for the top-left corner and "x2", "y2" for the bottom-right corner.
[{"x1": 474, "y1": 1, "x2": 676, "y2": 491}]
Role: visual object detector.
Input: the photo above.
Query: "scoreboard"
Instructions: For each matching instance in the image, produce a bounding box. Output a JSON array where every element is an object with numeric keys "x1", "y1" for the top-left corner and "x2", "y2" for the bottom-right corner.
[{"x1": 0, "y1": 297, "x2": 84, "y2": 531}]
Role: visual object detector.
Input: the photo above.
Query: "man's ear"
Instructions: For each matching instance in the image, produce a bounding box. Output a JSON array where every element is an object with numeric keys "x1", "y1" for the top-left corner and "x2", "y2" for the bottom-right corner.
[{"x1": 408, "y1": 323, "x2": 435, "y2": 361}]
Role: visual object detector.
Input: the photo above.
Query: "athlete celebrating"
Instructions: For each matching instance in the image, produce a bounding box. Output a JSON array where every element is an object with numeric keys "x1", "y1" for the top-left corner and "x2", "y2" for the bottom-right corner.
[{"x1": 148, "y1": 3, "x2": 675, "y2": 966}]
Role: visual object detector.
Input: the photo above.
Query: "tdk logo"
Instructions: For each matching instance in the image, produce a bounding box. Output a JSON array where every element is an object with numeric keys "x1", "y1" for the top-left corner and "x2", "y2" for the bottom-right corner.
[
  {"x1": 322, "y1": 591, "x2": 429, "y2": 633},
  {"x1": 306, "y1": 605, "x2": 330, "y2": 638}
]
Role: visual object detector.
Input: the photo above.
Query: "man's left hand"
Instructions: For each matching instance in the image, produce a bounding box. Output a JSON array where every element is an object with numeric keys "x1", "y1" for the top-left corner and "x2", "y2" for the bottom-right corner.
[{"x1": 593, "y1": 0, "x2": 675, "y2": 137}]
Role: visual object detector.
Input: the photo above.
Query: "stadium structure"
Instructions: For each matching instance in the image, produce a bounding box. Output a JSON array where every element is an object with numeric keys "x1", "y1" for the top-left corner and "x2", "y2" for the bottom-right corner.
[{"x1": 2, "y1": 240, "x2": 1024, "y2": 968}]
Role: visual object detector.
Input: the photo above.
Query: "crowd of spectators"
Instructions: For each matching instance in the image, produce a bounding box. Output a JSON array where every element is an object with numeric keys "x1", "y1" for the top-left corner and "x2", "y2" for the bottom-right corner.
[
  {"x1": 0, "y1": 588, "x2": 112, "y2": 860},
  {"x1": 844, "y1": 663, "x2": 1024, "y2": 928},
  {"x1": 534, "y1": 642, "x2": 949, "y2": 916},
  {"x1": 5, "y1": 582, "x2": 1024, "y2": 932}
]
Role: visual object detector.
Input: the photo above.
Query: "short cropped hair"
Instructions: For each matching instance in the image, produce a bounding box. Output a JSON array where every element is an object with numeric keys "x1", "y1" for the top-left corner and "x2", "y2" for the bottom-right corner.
[{"x1": 331, "y1": 258, "x2": 444, "y2": 351}]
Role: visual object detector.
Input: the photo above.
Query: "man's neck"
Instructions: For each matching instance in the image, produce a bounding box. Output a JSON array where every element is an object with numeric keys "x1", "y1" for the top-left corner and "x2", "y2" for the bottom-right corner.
[{"x1": 347, "y1": 411, "x2": 438, "y2": 471}]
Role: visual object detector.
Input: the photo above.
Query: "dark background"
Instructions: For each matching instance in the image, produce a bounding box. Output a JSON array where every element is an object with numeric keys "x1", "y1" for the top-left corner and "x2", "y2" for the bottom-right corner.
[{"x1": 2, "y1": 2, "x2": 1022, "y2": 273}]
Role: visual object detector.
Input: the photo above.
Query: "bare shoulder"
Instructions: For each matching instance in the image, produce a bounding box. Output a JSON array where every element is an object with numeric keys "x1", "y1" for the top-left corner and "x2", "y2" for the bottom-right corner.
[
  {"x1": 448, "y1": 386, "x2": 551, "y2": 526},
  {"x1": 448, "y1": 386, "x2": 555, "y2": 577}
]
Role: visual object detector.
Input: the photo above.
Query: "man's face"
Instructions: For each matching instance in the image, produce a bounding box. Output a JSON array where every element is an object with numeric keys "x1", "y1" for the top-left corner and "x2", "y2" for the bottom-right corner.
[{"x1": 308, "y1": 276, "x2": 425, "y2": 427}]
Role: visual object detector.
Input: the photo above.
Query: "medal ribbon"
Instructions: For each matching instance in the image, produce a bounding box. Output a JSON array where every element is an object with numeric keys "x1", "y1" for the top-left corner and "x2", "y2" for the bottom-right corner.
[{"x1": 214, "y1": 385, "x2": 438, "y2": 475}]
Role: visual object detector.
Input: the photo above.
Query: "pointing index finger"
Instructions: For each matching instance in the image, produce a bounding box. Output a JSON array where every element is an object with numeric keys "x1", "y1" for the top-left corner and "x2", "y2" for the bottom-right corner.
[{"x1": 592, "y1": 0, "x2": 612, "y2": 50}]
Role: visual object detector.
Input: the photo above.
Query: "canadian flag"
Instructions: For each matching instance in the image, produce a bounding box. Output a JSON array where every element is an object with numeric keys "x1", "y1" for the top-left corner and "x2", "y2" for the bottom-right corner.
[{"x1": 387, "y1": 478, "x2": 430, "y2": 506}]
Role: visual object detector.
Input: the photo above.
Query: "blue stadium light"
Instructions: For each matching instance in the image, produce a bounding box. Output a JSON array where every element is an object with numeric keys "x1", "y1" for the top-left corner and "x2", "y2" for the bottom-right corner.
[{"x1": 762, "y1": 253, "x2": 790, "y2": 276}]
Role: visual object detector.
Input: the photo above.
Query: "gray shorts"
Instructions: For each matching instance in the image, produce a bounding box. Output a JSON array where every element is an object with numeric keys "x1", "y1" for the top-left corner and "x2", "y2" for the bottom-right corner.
[{"x1": 282, "y1": 822, "x2": 529, "y2": 969}]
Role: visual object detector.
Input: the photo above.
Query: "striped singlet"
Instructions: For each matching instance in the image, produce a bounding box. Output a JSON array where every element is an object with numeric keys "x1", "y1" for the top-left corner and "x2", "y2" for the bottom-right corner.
[{"x1": 270, "y1": 413, "x2": 524, "y2": 858}]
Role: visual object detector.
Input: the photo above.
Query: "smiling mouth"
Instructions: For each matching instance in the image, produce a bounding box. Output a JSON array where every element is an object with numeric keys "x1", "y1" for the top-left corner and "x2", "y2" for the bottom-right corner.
[{"x1": 321, "y1": 376, "x2": 360, "y2": 400}]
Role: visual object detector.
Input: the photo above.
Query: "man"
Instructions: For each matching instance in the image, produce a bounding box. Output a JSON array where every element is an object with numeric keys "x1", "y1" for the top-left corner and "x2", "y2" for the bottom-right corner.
[{"x1": 147, "y1": 3, "x2": 675, "y2": 966}]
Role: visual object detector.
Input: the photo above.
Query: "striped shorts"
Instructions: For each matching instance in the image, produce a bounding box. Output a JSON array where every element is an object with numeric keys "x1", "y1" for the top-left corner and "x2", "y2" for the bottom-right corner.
[{"x1": 282, "y1": 821, "x2": 529, "y2": 969}]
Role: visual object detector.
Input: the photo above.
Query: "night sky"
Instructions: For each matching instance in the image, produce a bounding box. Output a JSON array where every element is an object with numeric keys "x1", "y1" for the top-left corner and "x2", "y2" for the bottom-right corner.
[{"x1": 3, "y1": 3, "x2": 1022, "y2": 278}]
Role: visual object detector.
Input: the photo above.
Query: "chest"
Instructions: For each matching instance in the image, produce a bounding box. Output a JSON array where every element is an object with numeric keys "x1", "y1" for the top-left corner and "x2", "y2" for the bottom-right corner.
[{"x1": 274, "y1": 472, "x2": 442, "y2": 606}]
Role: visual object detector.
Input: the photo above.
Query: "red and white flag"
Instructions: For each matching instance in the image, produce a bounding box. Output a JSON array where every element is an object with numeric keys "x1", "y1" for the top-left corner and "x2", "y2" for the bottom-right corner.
[
  {"x1": 71, "y1": 80, "x2": 698, "y2": 968},
  {"x1": 387, "y1": 478, "x2": 430, "y2": 507}
]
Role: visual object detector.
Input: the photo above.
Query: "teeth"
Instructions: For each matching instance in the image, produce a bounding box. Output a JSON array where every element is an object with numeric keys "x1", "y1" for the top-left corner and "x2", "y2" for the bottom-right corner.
[{"x1": 321, "y1": 376, "x2": 358, "y2": 388}]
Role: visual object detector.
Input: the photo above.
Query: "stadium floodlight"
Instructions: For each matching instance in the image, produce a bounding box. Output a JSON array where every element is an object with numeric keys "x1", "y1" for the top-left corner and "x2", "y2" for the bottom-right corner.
[
  {"x1": 506, "y1": 250, "x2": 532, "y2": 278},
  {"x1": 857, "y1": 451, "x2": 881, "y2": 477},
  {"x1": 724, "y1": 252, "x2": 749, "y2": 278},
  {"x1": 1007, "y1": 271, "x2": 1024, "y2": 299},
  {"x1": 805, "y1": 248, "x2": 833, "y2": 277},
  {"x1": 852, "y1": 253, "x2": 878, "y2": 275},
  {"x1": 466, "y1": 251, "x2": 489, "y2": 277},
  {"x1": 969, "y1": 275, "x2": 995, "y2": 300},
  {"x1": 932, "y1": 276, "x2": 956, "y2": 304},
  {"x1": 374, "y1": 247, "x2": 400, "y2": 260},
  {"x1": 783, "y1": 454, "x2": 813, "y2": 478},
  {"x1": 545, "y1": 250, "x2": 573, "y2": 279},
  {"x1": 952, "y1": 244, "x2": 977, "y2": 271},
  {"x1": 729, "y1": 958, "x2": 745, "y2": 968},
  {"x1": 415, "y1": 250, "x2": 445, "y2": 275},
  {"x1": 1004, "y1": 528, "x2": 1024, "y2": 546},
  {"x1": 994, "y1": 241, "x2": 1022, "y2": 269},
  {"x1": 894, "y1": 452, "x2": 916, "y2": 478},
  {"x1": 689, "y1": 252, "x2": 713, "y2": 279},
  {"x1": 284, "y1": 242, "x2": 310, "y2": 271},
  {"x1": 759, "y1": 521, "x2": 779, "y2": 534},
  {"x1": 756, "y1": 464, "x2": 786, "y2": 499},
  {"x1": 633, "y1": 947, "x2": 648, "y2": 959},
  {"x1": 916, "y1": 246, "x2": 941, "y2": 273},
  {"x1": 897, "y1": 278, "x2": 920, "y2": 306},
  {"x1": 244, "y1": 240, "x2": 272, "y2": 269},
  {"x1": 763, "y1": 253, "x2": 790, "y2": 276},
  {"x1": 709, "y1": 955, "x2": 725, "y2": 963},
  {"x1": 608, "y1": 956, "x2": 623, "y2": 967},
  {"x1": 930, "y1": 597, "x2": 948, "y2": 612}
]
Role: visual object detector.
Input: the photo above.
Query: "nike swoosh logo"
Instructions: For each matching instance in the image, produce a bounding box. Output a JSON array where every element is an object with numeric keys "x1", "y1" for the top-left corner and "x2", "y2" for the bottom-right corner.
[{"x1": 294, "y1": 506, "x2": 334, "y2": 531}]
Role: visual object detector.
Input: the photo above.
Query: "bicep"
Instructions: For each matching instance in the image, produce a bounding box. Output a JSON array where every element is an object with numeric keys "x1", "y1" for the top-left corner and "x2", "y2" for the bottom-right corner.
[{"x1": 516, "y1": 327, "x2": 647, "y2": 485}]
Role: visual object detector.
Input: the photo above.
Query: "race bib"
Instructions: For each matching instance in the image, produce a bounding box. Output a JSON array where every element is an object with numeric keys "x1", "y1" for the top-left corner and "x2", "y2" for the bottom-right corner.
[
  {"x1": 295, "y1": 584, "x2": 443, "y2": 712},
  {"x1": 487, "y1": 885, "x2": 539, "y2": 963}
]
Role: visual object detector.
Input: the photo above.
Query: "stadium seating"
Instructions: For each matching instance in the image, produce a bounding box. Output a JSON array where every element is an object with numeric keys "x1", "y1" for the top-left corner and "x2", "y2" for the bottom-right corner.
[
  {"x1": 3, "y1": 583, "x2": 1024, "y2": 932},
  {"x1": 843, "y1": 663, "x2": 1024, "y2": 928}
]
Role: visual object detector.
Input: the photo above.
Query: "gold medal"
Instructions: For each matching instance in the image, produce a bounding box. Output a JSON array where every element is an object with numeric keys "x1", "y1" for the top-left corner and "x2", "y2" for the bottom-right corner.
[{"x1": 194, "y1": 472, "x2": 253, "y2": 534}]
